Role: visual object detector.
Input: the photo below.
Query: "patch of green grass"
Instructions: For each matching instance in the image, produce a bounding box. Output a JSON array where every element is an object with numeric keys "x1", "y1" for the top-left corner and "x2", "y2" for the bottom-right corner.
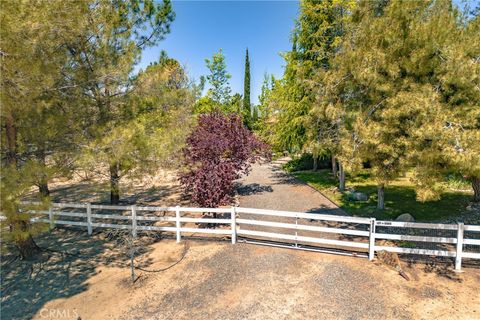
[
  {"x1": 445, "y1": 173, "x2": 471, "y2": 191},
  {"x1": 398, "y1": 241, "x2": 417, "y2": 248},
  {"x1": 292, "y1": 170, "x2": 472, "y2": 222}
]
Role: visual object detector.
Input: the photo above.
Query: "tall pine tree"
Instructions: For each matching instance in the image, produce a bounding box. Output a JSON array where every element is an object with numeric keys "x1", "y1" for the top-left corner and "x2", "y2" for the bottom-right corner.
[
  {"x1": 62, "y1": 0, "x2": 175, "y2": 204},
  {"x1": 1, "y1": 0, "x2": 85, "y2": 258}
]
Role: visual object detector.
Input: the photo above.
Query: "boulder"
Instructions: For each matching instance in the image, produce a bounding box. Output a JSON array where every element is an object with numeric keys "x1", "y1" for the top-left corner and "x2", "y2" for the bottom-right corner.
[
  {"x1": 346, "y1": 191, "x2": 369, "y2": 202},
  {"x1": 395, "y1": 213, "x2": 415, "y2": 222}
]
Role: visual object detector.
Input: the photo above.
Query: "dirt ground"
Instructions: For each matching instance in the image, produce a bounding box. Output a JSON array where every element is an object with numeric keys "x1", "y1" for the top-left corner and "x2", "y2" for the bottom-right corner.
[
  {"x1": 1, "y1": 229, "x2": 479, "y2": 320},
  {"x1": 25, "y1": 168, "x2": 184, "y2": 206}
]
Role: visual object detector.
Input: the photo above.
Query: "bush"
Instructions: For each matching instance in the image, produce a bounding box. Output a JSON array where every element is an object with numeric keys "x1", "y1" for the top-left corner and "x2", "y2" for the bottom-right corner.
[
  {"x1": 282, "y1": 153, "x2": 330, "y2": 172},
  {"x1": 179, "y1": 113, "x2": 270, "y2": 208}
]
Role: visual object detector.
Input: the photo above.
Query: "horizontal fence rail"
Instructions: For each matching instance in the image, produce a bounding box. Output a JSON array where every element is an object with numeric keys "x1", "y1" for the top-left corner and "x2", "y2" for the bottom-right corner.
[
  {"x1": 235, "y1": 207, "x2": 372, "y2": 254},
  {"x1": 5, "y1": 201, "x2": 479, "y2": 271}
]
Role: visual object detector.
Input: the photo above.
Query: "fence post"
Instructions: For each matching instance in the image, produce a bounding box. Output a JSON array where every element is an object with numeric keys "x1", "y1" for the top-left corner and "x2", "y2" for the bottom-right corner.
[
  {"x1": 86, "y1": 203, "x2": 92, "y2": 235},
  {"x1": 368, "y1": 218, "x2": 376, "y2": 261},
  {"x1": 131, "y1": 205, "x2": 137, "y2": 238},
  {"x1": 294, "y1": 213, "x2": 298, "y2": 248},
  {"x1": 48, "y1": 206, "x2": 54, "y2": 230},
  {"x1": 455, "y1": 222, "x2": 464, "y2": 271},
  {"x1": 175, "y1": 205, "x2": 181, "y2": 243},
  {"x1": 231, "y1": 206, "x2": 237, "y2": 244}
]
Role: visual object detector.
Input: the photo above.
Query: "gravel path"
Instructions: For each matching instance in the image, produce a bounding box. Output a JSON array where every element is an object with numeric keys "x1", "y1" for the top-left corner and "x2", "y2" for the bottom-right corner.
[
  {"x1": 26, "y1": 235, "x2": 479, "y2": 320},
  {"x1": 234, "y1": 159, "x2": 364, "y2": 249},
  {"x1": 121, "y1": 243, "x2": 414, "y2": 320},
  {"x1": 236, "y1": 158, "x2": 344, "y2": 215},
  {"x1": 116, "y1": 241, "x2": 479, "y2": 320}
]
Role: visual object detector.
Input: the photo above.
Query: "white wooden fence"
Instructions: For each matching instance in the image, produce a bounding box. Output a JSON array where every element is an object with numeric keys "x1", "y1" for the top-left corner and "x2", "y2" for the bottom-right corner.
[{"x1": 16, "y1": 202, "x2": 480, "y2": 271}]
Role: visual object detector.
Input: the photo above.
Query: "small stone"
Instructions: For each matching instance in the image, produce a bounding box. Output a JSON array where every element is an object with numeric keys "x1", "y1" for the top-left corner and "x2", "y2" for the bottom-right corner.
[
  {"x1": 346, "y1": 191, "x2": 369, "y2": 202},
  {"x1": 466, "y1": 205, "x2": 473, "y2": 211},
  {"x1": 396, "y1": 213, "x2": 415, "y2": 222}
]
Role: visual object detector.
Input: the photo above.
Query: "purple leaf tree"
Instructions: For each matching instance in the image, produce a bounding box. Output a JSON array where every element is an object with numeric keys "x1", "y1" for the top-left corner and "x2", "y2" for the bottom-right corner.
[{"x1": 180, "y1": 113, "x2": 270, "y2": 211}]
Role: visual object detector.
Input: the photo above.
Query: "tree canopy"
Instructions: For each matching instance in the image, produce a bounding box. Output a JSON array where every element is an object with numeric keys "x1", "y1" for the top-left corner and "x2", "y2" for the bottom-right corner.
[
  {"x1": 258, "y1": 0, "x2": 480, "y2": 208},
  {"x1": 205, "y1": 49, "x2": 232, "y2": 107},
  {"x1": 0, "y1": 0, "x2": 184, "y2": 257}
]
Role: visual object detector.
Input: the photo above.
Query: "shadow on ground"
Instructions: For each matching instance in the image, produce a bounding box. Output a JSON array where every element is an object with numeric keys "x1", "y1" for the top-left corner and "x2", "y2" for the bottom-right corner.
[
  {"x1": 24, "y1": 180, "x2": 184, "y2": 207},
  {"x1": 0, "y1": 228, "x2": 158, "y2": 320},
  {"x1": 306, "y1": 206, "x2": 346, "y2": 216},
  {"x1": 338, "y1": 185, "x2": 473, "y2": 222},
  {"x1": 269, "y1": 166, "x2": 304, "y2": 186},
  {"x1": 236, "y1": 183, "x2": 273, "y2": 196}
]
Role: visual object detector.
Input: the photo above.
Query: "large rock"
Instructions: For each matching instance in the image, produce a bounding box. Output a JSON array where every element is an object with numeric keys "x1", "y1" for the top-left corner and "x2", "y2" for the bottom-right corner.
[
  {"x1": 346, "y1": 191, "x2": 369, "y2": 202},
  {"x1": 395, "y1": 213, "x2": 415, "y2": 222}
]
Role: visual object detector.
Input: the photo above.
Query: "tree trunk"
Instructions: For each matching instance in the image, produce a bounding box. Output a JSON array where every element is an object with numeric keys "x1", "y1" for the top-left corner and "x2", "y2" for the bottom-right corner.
[
  {"x1": 6, "y1": 112, "x2": 40, "y2": 258},
  {"x1": 14, "y1": 220, "x2": 41, "y2": 259},
  {"x1": 17, "y1": 235, "x2": 41, "y2": 259},
  {"x1": 5, "y1": 112, "x2": 18, "y2": 167},
  {"x1": 313, "y1": 157, "x2": 318, "y2": 171},
  {"x1": 377, "y1": 184, "x2": 385, "y2": 210},
  {"x1": 38, "y1": 183, "x2": 50, "y2": 198},
  {"x1": 36, "y1": 149, "x2": 50, "y2": 198},
  {"x1": 332, "y1": 155, "x2": 337, "y2": 179},
  {"x1": 110, "y1": 163, "x2": 120, "y2": 204},
  {"x1": 339, "y1": 162, "x2": 345, "y2": 192},
  {"x1": 472, "y1": 176, "x2": 480, "y2": 202}
]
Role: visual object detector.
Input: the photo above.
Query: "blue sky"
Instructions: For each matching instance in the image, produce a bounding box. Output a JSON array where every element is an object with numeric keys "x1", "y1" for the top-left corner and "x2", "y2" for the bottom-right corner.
[{"x1": 137, "y1": 1, "x2": 299, "y2": 105}]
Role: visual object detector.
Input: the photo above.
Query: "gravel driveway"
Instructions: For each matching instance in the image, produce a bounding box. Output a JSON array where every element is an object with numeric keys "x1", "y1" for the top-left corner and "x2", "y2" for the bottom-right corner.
[
  {"x1": 236, "y1": 158, "x2": 343, "y2": 215},
  {"x1": 115, "y1": 241, "x2": 479, "y2": 320},
  {"x1": 120, "y1": 243, "x2": 412, "y2": 320},
  {"x1": 234, "y1": 159, "x2": 368, "y2": 252}
]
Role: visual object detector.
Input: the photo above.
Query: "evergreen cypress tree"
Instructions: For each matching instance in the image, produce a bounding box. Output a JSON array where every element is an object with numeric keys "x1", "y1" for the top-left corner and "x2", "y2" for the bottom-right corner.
[{"x1": 243, "y1": 48, "x2": 251, "y2": 118}]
